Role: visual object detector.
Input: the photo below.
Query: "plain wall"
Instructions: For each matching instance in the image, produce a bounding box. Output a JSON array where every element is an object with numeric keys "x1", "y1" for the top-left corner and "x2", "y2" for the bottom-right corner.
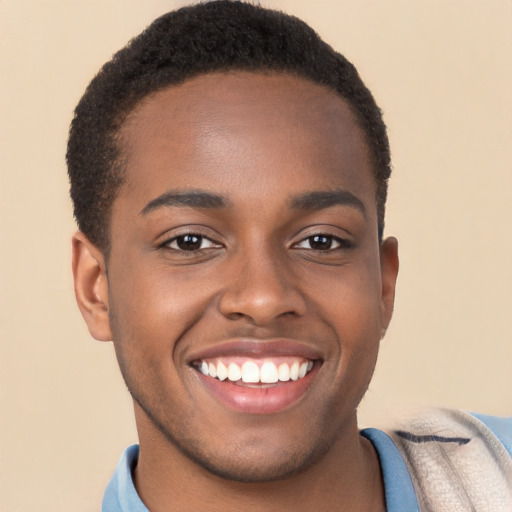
[{"x1": 1, "y1": 1, "x2": 511, "y2": 510}]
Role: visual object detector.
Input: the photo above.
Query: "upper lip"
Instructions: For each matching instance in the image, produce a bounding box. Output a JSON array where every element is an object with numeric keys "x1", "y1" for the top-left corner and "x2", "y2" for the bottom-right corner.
[{"x1": 187, "y1": 338, "x2": 324, "y2": 363}]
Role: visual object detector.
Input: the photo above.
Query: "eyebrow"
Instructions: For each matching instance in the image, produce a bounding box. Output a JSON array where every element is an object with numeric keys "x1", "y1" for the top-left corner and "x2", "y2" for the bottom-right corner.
[
  {"x1": 140, "y1": 190, "x2": 230, "y2": 215},
  {"x1": 290, "y1": 190, "x2": 366, "y2": 216}
]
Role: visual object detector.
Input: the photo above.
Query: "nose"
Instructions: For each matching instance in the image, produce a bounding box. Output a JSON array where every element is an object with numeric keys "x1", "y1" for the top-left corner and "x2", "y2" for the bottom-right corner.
[{"x1": 218, "y1": 249, "x2": 306, "y2": 326}]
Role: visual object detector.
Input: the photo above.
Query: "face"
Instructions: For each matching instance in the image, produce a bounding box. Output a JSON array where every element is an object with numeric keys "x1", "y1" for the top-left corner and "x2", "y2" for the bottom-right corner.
[{"x1": 75, "y1": 71, "x2": 398, "y2": 482}]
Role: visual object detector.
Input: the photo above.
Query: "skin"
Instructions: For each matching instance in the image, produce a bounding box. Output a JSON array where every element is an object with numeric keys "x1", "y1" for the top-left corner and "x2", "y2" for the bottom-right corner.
[{"x1": 72, "y1": 71, "x2": 398, "y2": 511}]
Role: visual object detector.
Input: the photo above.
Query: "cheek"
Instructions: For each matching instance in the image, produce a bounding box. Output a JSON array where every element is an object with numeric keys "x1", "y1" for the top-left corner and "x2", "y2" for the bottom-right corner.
[
  {"x1": 107, "y1": 261, "x2": 218, "y2": 355},
  {"x1": 310, "y1": 258, "x2": 383, "y2": 331},
  {"x1": 107, "y1": 265, "x2": 201, "y2": 403},
  {"x1": 308, "y1": 259, "x2": 383, "y2": 370}
]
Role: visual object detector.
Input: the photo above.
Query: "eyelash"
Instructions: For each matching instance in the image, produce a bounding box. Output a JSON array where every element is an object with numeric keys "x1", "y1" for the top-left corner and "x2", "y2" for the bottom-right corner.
[
  {"x1": 161, "y1": 232, "x2": 351, "y2": 253},
  {"x1": 162, "y1": 233, "x2": 221, "y2": 252},
  {"x1": 292, "y1": 234, "x2": 352, "y2": 252}
]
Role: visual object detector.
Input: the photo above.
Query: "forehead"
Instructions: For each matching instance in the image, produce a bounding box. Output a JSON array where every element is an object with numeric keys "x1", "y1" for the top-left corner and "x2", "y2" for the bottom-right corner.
[{"x1": 117, "y1": 71, "x2": 375, "y2": 211}]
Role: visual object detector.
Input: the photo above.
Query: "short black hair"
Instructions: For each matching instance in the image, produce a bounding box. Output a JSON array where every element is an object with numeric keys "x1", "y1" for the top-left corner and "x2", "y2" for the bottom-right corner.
[{"x1": 67, "y1": 0, "x2": 391, "y2": 252}]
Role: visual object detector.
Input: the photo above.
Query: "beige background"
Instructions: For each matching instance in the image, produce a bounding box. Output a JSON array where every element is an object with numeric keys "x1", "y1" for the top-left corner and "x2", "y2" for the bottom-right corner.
[{"x1": 1, "y1": 1, "x2": 511, "y2": 510}]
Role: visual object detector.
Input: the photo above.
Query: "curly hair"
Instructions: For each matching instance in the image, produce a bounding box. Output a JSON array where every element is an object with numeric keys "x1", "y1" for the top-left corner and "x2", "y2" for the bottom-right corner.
[{"x1": 67, "y1": 0, "x2": 391, "y2": 252}]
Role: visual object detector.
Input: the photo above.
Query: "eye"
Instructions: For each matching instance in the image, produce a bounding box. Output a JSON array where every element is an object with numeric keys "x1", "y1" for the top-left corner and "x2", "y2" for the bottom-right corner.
[
  {"x1": 294, "y1": 234, "x2": 349, "y2": 251},
  {"x1": 166, "y1": 234, "x2": 219, "y2": 252}
]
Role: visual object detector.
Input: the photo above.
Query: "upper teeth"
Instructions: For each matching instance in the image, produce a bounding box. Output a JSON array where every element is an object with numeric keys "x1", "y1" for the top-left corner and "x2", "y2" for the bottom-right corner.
[{"x1": 197, "y1": 359, "x2": 314, "y2": 384}]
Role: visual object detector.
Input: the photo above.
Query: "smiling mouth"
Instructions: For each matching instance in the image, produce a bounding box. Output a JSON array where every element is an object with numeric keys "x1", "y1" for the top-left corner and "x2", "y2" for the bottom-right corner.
[
  {"x1": 193, "y1": 357, "x2": 315, "y2": 385},
  {"x1": 188, "y1": 340, "x2": 322, "y2": 414}
]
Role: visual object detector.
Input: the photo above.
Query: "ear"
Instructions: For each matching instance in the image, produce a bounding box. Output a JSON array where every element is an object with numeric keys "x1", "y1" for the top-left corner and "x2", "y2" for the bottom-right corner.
[
  {"x1": 72, "y1": 231, "x2": 113, "y2": 341},
  {"x1": 379, "y1": 236, "x2": 399, "y2": 338}
]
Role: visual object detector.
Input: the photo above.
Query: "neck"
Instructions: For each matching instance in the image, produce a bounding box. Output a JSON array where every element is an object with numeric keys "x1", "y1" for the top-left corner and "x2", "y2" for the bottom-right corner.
[{"x1": 133, "y1": 411, "x2": 385, "y2": 512}]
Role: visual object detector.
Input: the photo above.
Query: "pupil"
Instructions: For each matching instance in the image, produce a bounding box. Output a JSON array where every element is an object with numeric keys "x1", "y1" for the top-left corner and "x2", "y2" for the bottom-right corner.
[
  {"x1": 177, "y1": 234, "x2": 202, "y2": 251},
  {"x1": 310, "y1": 235, "x2": 331, "y2": 250}
]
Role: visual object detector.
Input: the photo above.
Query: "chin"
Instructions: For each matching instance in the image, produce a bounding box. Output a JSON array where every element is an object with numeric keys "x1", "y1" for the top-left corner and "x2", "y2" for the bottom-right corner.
[
  {"x1": 133, "y1": 390, "x2": 334, "y2": 484},
  {"x1": 171, "y1": 436, "x2": 332, "y2": 484}
]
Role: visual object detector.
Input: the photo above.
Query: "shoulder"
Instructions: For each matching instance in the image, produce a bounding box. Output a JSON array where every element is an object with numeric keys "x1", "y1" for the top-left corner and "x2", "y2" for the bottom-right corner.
[
  {"x1": 470, "y1": 411, "x2": 512, "y2": 456},
  {"x1": 385, "y1": 408, "x2": 512, "y2": 511},
  {"x1": 102, "y1": 444, "x2": 148, "y2": 512}
]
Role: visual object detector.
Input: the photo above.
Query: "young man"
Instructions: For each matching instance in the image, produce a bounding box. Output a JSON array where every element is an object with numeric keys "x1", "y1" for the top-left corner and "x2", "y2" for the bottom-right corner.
[{"x1": 67, "y1": 2, "x2": 512, "y2": 510}]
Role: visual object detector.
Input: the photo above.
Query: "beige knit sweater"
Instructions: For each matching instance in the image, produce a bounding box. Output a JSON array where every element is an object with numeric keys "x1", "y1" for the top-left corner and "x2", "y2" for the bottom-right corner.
[{"x1": 386, "y1": 409, "x2": 512, "y2": 512}]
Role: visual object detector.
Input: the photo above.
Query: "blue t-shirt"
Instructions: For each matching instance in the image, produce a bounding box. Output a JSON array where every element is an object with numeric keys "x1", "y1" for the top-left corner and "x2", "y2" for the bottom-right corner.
[{"x1": 102, "y1": 413, "x2": 512, "y2": 512}]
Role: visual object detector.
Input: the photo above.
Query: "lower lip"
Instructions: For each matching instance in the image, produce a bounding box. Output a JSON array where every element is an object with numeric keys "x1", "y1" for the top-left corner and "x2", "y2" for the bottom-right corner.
[{"x1": 195, "y1": 366, "x2": 318, "y2": 414}]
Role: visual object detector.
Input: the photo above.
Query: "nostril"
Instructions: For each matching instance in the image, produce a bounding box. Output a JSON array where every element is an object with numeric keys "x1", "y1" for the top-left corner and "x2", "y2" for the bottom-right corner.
[{"x1": 226, "y1": 311, "x2": 246, "y2": 321}]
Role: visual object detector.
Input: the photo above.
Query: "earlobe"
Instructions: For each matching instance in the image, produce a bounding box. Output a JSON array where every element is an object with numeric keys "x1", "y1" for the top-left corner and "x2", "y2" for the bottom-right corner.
[
  {"x1": 72, "y1": 231, "x2": 113, "y2": 341},
  {"x1": 379, "y1": 236, "x2": 399, "y2": 335}
]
